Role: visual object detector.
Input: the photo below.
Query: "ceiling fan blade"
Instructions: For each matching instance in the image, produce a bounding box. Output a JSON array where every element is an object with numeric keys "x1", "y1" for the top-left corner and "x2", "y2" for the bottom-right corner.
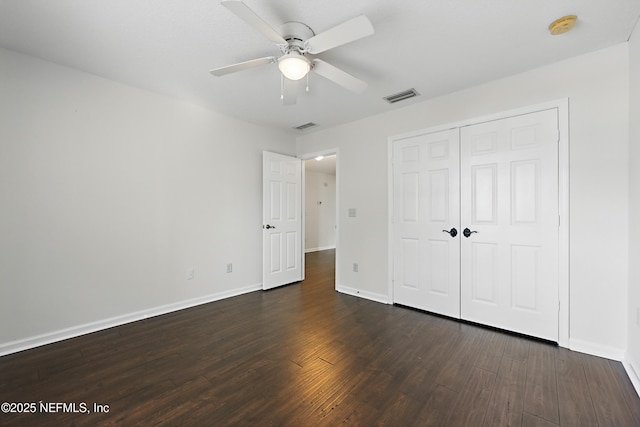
[
  {"x1": 311, "y1": 59, "x2": 367, "y2": 93},
  {"x1": 210, "y1": 56, "x2": 276, "y2": 76},
  {"x1": 305, "y1": 15, "x2": 374, "y2": 54},
  {"x1": 282, "y1": 76, "x2": 298, "y2": 105},
  {"x1": 222, "y1": 1, "x2": 286, "y2": 45}
]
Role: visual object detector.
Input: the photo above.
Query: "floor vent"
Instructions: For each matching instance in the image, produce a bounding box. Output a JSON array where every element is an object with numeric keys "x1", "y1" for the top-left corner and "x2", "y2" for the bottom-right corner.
[
  {"x1": 294, "y1": 122, "x2": 317, "y2": 131},
  {"x1": 383, "y1": 88, "x2": 420, "y2": 104}
]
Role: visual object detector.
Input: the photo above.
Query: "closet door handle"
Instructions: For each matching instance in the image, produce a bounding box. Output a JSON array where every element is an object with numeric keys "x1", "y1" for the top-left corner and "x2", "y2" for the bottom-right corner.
[
  {"x1": 442, "y1": 228, "x2": 458, "y2": 238},
  {"x1": 463, "y1": 228, "x2": 478, "y2": 238}
]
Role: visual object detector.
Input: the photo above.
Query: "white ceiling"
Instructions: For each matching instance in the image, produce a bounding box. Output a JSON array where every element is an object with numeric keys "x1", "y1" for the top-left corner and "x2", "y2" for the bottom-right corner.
[{"x1": 1, "y1": 1, "x2": 639, "y2": 134}]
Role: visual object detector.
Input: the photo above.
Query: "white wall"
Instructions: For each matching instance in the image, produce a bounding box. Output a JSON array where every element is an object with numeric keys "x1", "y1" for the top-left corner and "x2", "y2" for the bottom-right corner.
[
  {"x1": 0, "y1": 48, "x2": 296, "y2": 352},
  {"x1": 296, "y1": 44, "x2": 630, "y2": 357},
  {"x1": 304, "y1": 169, "x2": 336, "y2": 252},
  {"x1": 628, "y1": 25, "x2": 640, "y2": 386}
]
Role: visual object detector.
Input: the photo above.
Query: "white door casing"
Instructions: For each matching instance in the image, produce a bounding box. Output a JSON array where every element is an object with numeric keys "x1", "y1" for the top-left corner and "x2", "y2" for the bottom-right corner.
[
  {"x1": 263, "y1": 151, "x2": 303, "y2": 290},
  {"x1": 460, "y1": 109, "x2": 559, "y2": 341},
  {"x1": 392, "y1": 129, "x2": 461, "y2": 318}
]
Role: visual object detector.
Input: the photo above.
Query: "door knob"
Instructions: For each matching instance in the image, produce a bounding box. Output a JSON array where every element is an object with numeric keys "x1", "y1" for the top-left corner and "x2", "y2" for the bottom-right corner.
[
  {"x1": 264, "y1": 224, "x2": 276, "y2": 229},
  {"x1": 442, "y1": 228, "x2": 457, "y2": 238},
  {"x1": 463, "y1": 228, "x2": 478, "y2": 238}
]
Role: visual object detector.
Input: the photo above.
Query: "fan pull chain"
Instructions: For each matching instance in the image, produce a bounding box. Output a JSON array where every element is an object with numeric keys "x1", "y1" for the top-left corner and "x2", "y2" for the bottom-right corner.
[
  {"x1": 306, "y1": 73, "x2": 310, "y2": 93},
  {"x1": 280, "y1": 74, "x2": 284, "y2": 100}
]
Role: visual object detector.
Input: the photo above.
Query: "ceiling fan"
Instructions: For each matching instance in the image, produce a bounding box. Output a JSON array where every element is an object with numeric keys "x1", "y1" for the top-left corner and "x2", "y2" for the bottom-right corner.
[{"x1": 210, "y1": 0, "x2": 375, "y2": 105}]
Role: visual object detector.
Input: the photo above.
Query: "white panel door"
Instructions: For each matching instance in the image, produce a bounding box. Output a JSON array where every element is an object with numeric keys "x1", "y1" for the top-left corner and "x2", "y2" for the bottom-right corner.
[
  {"x1": 393, "y1": 129, "x2": 461, "y2": 318},
  {"x1": 460, "y1": 109, "x2": 559, "y2": 341},
  {"x1": 263, "y1": 151, "x2": 302, "y2": 290}
]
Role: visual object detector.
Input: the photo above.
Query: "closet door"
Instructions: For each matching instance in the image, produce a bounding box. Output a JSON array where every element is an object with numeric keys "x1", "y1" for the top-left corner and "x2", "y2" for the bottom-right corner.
[
  {"x1": 459, "y1": 109, "x2": 559, "y2": 341},
  {"x1": 392, "y1": 129, "x2": 461, "y2": 318}
]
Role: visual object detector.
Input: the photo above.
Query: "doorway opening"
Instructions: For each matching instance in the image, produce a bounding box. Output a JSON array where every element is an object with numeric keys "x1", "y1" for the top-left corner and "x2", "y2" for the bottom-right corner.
[{"x1": 302, "y1": 150, "x2": 338, "y2": 288}]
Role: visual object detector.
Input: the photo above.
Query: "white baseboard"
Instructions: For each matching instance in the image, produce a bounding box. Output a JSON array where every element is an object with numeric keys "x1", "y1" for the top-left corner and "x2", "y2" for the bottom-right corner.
[
  {"x1": 0, "y1": 283, "x2": 262, "y2": 357},
  {"x1": 622, "y1": 359, "x2": 640, "y2": 398},
  {"x1": 335, "y1": 284, "x2": 391, "y2": 305},
  {"x1": 304, "y1": 246, "x2": 336, "y2": 253},
  {"x1": 568, "y1": 338, "x2": 626, "y2": 361}
]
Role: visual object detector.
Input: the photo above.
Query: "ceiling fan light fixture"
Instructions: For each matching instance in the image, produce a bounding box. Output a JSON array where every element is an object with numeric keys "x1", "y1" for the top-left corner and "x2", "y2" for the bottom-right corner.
[{"x1": 278, "y1": 53, "x2": 311, "y2": 80}]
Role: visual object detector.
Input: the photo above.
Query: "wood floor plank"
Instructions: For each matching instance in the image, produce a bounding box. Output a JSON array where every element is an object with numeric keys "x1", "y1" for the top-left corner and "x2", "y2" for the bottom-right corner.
[
  {"x1": 373, "y1": 392, "x2": 426, "y2": 426},
  {"x1": 522, "y1": 412, "x2": 560, "y2": 427},
  {"x1": 446, "y1": 366, "x2": 496, "y2": 426},
  {"x1": 1, "y1": 249, "x2": 639, "y2": 426},
  {"x1": 524, "y1": 341, "x2": 561, "y2": 425},
  {"x1": 608, "y1": 359, "x2": 640, "y2": 426},
  {"x1": 472, "y1": 328, "x2": 509, "y2": 374},
  {"x1": 416, "y1": 384, "x2": 460, "y2": 426},
  {"x1": 483, "y1": 356, "x2": 528, "y2": 427},
  {"x1": 582, "y1": 353, "x2": 640, "y2": 426},
  {"x1": 434, "y1": 327, "x2": 488, "y2": 393},
  {"x1": 555, "y1": 348, "x2": 599, "y2": 427},
  {"x1": 503, "y1": 335, "x2": 532, "y2": 362}
]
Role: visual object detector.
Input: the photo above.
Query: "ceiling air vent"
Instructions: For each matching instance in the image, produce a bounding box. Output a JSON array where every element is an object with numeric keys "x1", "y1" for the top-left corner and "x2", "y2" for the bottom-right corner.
[
  {"x1": 294, "y1": 122, "x2": 317, "y2": 131},
  {"x1": 383, "y1": 88, "x2": 420, "y2": 104}
]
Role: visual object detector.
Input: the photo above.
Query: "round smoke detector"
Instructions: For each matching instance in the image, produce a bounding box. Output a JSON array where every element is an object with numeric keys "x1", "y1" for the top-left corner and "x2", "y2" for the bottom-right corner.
[{"x1": 549, "y1": 15, "x2": 578, "y2": 35}]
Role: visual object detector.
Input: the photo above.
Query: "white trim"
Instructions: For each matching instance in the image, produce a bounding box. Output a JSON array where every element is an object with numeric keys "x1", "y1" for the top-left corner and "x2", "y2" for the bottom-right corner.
[
  {"x1": 623, "y1": 359, "x2": 640, "y2": 398},
  {"x1": 568, "y1": 338, "x2": 625, "y2": 361},
  {"x1": 305, "y1": 245, "x2": 336, "y2": 253},
  {"x1": 387, "y1": 99, "x2": 570, "y2": 347},
  {"x1": 301, "y1": 155, "x2": 306, "y2": 281},
  {"x1": 335, "y1": 153, "x2": 340, "y2": 291},
  {"x1": 557, "y1": 98, "x2": 570, "y2": 348},
  {"x1": 0, "y1": 283, "x2": 261, "y2": 357},
  {"x1": 390, "y1": 99, "x2": 570, "y2": 142},
  {"x1": 387, "y1": 138, "x2": 395, "y2": 306},
  {"x1": 336, "y1": 284, "x2": 391, "y2": 305},
  {"x1": 299, "y1": 149, "x2": 338, "y2": 162}
]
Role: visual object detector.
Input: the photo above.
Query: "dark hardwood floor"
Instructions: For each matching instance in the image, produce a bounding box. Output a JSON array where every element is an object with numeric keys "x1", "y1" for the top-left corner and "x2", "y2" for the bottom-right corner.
[{"x1": 1, "y1": 249, "x2": 639, "y2": 426}]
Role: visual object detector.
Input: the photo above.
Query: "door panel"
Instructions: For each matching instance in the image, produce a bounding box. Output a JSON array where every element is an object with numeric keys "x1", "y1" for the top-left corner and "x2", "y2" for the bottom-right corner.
[
  {"x1": 263, "y1": 151, "x2": 302, "y2": 290},
  {"x1": 460, "y1": 109, "x2": 559, "y2": 341},
  {"x1": 429, "y1": 169, "x2": 449, "y2": 221},
  {"x1": 393, "y1": 129, "x2": 460, "y2": 318},
  {"x1": 511, "y1": 160, "x2": 539, "y2": 224},
  {"x1": 471, "y1": 164, "x2": 497, "y2": 224},
  {"x1": 471, "y1": 242, "x2": 498, "y2": 304},
  {"x1": 401, "y1": 172, "x2": 419, "y2": 222},
  {"x1": 511, "y1": 244, "x2": 539, "y2": 310},
  {"x1": 428, "y1": 239, "x2": 450, "y2": 295}
]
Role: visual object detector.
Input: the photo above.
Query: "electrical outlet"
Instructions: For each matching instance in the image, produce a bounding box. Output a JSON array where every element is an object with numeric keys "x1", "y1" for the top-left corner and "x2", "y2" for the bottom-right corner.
[
  {"x1": 353, "y1": 263, "x2": 358, "y2": 273},
  {"x1": 187, "y1": 268, "x2": 194, "y2": 280},
  {"x1": 227, "y1": 263, "x2": 233, "y2": 273}
]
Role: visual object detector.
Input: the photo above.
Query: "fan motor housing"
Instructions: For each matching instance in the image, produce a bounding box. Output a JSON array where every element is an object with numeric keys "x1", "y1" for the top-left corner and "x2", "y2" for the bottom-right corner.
[{"x1": 280, "y1": 22, "x2": 315, "y2": 51}]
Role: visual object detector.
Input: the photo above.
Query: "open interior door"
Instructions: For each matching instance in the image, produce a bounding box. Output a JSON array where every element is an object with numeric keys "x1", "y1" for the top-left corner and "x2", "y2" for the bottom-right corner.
[{"x1": 263, "y1": 151, "x2": 303, "y2": 290}]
